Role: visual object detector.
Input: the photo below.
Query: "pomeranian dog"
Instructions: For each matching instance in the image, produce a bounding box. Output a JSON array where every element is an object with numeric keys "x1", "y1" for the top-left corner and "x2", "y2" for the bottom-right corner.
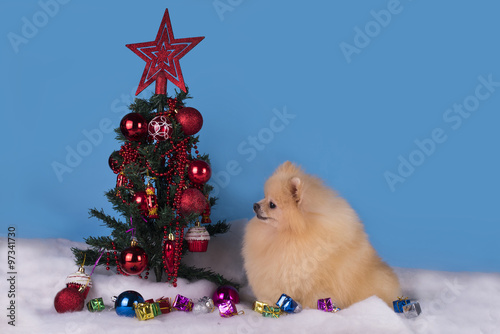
[{"x1": 242, "y1": 162, "x2": 400, "y2": 309}]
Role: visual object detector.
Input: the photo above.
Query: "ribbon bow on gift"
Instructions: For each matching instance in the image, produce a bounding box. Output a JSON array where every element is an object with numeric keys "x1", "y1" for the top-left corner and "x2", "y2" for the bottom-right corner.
[
  {"x1": 393, "y1": 296, "x2": 411, "y2": 313},
  {"x1": 262, "y1": 305, "x2": 282, "y2": 318}
]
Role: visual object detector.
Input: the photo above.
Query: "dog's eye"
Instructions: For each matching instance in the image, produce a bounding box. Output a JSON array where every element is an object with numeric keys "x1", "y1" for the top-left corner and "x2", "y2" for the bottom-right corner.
[{"x1": 269, "y1": 202, "x2": 276, "y2": 209}]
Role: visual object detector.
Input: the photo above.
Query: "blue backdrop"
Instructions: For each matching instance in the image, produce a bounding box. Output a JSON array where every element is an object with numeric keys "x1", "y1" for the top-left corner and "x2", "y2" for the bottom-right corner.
[{"x1": 1, "y1": 0, "x2": 498, "y2": 272}]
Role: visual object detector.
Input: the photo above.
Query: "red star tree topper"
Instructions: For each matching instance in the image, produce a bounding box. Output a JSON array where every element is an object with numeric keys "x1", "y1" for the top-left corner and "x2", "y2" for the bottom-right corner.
[{"x1": 126, "y1": 9, "x2": 204, "y2": 95}]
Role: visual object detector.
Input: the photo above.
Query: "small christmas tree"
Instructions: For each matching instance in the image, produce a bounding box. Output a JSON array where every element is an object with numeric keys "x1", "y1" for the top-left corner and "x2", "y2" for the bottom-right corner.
[{"x1": 72, "y1": 9, "x2": 236, "y2": 288}]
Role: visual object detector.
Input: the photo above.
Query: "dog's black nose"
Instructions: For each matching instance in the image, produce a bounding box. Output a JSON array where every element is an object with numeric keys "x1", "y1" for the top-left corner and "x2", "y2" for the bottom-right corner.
[{"x1": 253, "y1": 203, "x2": 260, "y2": 213}]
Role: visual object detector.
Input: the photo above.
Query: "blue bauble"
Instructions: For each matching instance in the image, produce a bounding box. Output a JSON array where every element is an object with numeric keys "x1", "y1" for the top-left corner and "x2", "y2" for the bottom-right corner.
[{"x1": 114, "y1": 290, "x2": 144, "y2": 317}]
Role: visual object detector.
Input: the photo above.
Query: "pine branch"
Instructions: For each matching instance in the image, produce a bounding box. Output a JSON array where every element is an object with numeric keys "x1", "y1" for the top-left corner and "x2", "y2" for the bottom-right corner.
[
  {"x1": 206, "y1": 220, "x2": 231, "y2": 236},
  {"x1": 177, "y1": 264, "x2": 240, "y2": 289}
]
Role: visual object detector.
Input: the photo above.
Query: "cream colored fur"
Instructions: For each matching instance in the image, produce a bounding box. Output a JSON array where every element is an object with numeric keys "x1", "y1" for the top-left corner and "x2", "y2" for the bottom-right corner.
[{"x1": 242, "y1": 161, "x2": 400, "y2": 309}]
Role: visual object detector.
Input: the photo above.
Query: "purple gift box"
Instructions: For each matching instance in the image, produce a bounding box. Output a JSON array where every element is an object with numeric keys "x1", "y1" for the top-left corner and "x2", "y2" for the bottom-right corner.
[
  {"x1": 218, "y1": 300, "x2": 242, "y2": 318},
  {"x1": 317, "y1": 298, "x2": 341, "y2": 313},
  {"x1": 172, "y1": 294, "x2": 193, "y2": 312}
]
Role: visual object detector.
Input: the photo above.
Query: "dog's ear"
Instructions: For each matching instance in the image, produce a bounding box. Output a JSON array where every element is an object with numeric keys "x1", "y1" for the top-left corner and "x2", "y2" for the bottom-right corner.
[{"x1": 290, "y1": 177, "x2": 302, "y2": 204}]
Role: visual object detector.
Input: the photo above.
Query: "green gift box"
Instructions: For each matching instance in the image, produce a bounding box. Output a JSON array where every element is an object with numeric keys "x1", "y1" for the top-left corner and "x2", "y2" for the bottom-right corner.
[{"x1": 87, "y1": 297, "x2": 105, "y2": 312}]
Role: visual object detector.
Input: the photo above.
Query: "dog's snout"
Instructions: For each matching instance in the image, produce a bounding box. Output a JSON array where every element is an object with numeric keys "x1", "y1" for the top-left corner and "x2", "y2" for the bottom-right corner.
[{"x1": 253, "y1": 203, "x2": 260, "y2": 213}]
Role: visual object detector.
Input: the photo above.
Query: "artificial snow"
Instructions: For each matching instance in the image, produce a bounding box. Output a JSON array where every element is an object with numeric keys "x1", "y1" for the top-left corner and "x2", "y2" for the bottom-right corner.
[{"x1": 1, "y1": 219, "x2": 499, "y2": 334}]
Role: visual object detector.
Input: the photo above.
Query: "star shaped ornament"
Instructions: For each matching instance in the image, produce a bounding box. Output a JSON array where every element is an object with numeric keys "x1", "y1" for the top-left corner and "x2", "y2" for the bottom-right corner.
[{"x1": 126, "y1": 9, "x2": 204, "y2": 95}]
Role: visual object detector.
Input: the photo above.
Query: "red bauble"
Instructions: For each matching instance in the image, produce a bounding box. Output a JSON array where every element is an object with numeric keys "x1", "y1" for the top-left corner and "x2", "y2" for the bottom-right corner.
[
  {"x1": 119, "y1": 242, "x2": 148, "y2": 275},
  {"x1": 175, "y1": 107, "x2": 203, "y2": 135},
  {"x1": 54, "y1": 287, "x2": 85, "y2": 313},
  {"x1": 108, "y1": 151, "x2": 122, "y2": 174},
  {"x1": 188, "y1": 160, "x2": 212, "y2": 184},
  {"x1": 132, "y1": 191, "x2": 148, "y2": 214},
  {"x1": 212, "y1": 285, "x2": 240, "y2": 306},
  {"x1": 179, "y1": 188, "x2": 207, "y2": 216},
  {"x1": 120, "y1": 113, "x2": 148, "y2": 141},
  {"x1": 148, "y1": 115, "x2": 173, "y2": 141}
]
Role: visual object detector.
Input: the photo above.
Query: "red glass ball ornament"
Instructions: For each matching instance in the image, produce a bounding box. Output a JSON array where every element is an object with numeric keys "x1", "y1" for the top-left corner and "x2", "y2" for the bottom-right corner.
[
  {"x1": 132, "y1": 191, "x2": 148, "y2": 213},
  {"x1": 108, "y1": 151, "x2": 122, "y2": 174},
  {"x1": 119, "y1": 245, "x2": 148, "y2": 275},
  {"x1": 175, "y1": 107, "x2": 203, "y2": 135},
  {"x1": 148, "y1": 115, "x2": 173, "y2": 141},
  {"x1": 54, "y1": 287, "x2": 85, "y2": 313},
  {"x1": 179, "y1": 188, "x2": 207, "y2": 216},
  {"x1": 120, "y1": 113, "x2": 148, "y2": 141},
  {"x1": 187, "y1": 160, "x2": 212, "y2": 184},
  {"x1": 212, "y1": 285, "x2": 240, "y2": 306}
]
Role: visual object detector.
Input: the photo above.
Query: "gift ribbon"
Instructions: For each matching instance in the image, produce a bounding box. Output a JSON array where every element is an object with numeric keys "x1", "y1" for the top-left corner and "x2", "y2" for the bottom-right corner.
[
  {"x1": 126, "y1": 217, "x2": 135, "y2": 237},
  {"x1": 90, "y1": 248, "x2": 105, "y2": 276},
  {"x1": 262, "y1": 305, "x2": 281, "y2": 318}
]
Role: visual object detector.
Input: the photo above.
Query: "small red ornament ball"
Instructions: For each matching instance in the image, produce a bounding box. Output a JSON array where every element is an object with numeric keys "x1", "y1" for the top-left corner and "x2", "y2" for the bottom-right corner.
[
  {"x1": 54, "y1": 287, "x2": 85, "y2": 313},
  {"x1": 120, "y1": 113, "x2": 148, "y2": 141},
  {"x1": 132, "y1": 191, "x2": 148, "y2": 213},
  {"x1": 148, "y1": 115, "x2": 173, "y2": 141},
  {"x1": 119, "y1": 245, "x2": 148, "y2": 275},
  {"x1": 188, "y1": 160, "x2": 212, "y2": 184},
  {"x1": 175, "y1": 107, "x2": 203, "y2": 135},
  {"x1": 212, "y1": 285, "x2": 240, "y2": 306},
  {"x1": 108, "y1": 151, "x2": 122, "y2": 174},
  {"x1": 179, "y1": 188, "x2": 207, "y2": 216}
]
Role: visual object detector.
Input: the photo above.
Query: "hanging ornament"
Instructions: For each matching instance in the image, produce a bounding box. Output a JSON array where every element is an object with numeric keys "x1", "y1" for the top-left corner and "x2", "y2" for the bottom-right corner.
[
  {"x1": 145, "y1": 181, "x2": 159, "y2": 219},
  {"x1": 119, "y1": 239, "x2": 148, "y2": 275},
  {"x1": 201, "y1": 203, "x2": 211, "y2": 224},
  {"x1": 187, "y1": 160, "x2": 212, "y2": 184},
  {"x1": 65, "y1": 266, "x2": 92, "y2": 299},
  {"x1": 163, "y1": 233, "x2": 176, "y2": 274},
  {"x1": 116, "y1": 172, "x2": 129, "y2": 188},
  {"x1": 179, "y1": 188, "x2": 207, "y2": 216},
  {"x1": 148, "y1": 115, "x2": 173, "y2": 141},
  {"x1": 54, "y1": 286, "x2": 85, "y2": 313},
  {"x1": 185, "y1": 221, "x2": 210, "y2": 252},
  {"x1": 108, "y1": 151, "x2": 123, "y2": 174},
  {"x1": 132, "y1": 191, "x2": 148, "y2": 214},
  {"x1": 114, "y1": 290, "x2": 145, "y2": 317},
  {"x1": 213, "y1": 285, "x2": 240, "y2": 306},
  {"x1": 120, "y1": 113, "x2": 148, "y2": 141},
  {"x1": 175, "y1": 107, "x2": 203, "y2": 135}
]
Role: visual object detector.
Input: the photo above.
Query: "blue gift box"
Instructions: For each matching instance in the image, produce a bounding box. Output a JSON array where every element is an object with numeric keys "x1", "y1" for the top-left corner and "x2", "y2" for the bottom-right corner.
[
  {"x1": 276, "y1": 294, "x2": 301, "y2": 313},
  {"x1": 393, "y1": 297, "x2": 410, "y2": 313}
]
